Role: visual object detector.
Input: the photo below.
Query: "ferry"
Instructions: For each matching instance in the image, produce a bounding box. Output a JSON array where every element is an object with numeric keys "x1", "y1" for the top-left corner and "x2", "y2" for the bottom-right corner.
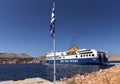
[{"x1": 46, "y1": 46, "x2": 108, "y2": 64}]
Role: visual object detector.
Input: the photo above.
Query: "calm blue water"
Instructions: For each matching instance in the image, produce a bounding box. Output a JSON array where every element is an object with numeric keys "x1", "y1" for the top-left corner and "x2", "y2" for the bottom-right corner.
[{"x1": 0, "y1": 64, "x2": 113, "y2": 81}]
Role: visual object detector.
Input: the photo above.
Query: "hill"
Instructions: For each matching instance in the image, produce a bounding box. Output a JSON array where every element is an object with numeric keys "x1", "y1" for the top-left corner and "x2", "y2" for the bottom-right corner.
[
  {"x1": 0, "y1": 53, "x2": 34, "y2": 64},
  {"x1": 0, "y1": 53, "x2": 32, "y2": 59},
  {"x1": 108, "y1": 54, "x2": 120, "y2": 61}
]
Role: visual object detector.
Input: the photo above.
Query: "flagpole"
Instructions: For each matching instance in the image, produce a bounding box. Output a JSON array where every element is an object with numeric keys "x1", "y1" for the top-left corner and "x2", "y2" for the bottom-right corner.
[
  {"x1": 52, "y1": 1, "x2": 56, "y2": 84},
  {"x1": 53, "y1": 3, "x2": 56, "y2": 84},
  {"x1": 53, "y1": 31, "x2": 56, "y2": 84}
]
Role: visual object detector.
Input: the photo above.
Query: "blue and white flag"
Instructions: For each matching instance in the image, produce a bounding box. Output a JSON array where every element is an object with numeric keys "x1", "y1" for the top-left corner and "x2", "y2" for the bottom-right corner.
[{"x1": 50, "y1": 3, "x2": 55, "y2": 38}]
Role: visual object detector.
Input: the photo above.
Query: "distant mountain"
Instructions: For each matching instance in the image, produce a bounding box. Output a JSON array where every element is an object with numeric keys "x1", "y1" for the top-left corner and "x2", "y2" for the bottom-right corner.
[
  {"x1": 0, "y1": 53, "x2": 33, "y2": 59},
  {"x1": 108, "y1": 54, "x2": 120, "y2": 61}
]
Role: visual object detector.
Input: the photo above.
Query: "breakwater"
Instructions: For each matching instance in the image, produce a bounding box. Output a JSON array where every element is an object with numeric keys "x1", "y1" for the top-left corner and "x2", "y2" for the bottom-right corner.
[{"x1": 63, "y1": 65, "x2": 120, "y2": 84}]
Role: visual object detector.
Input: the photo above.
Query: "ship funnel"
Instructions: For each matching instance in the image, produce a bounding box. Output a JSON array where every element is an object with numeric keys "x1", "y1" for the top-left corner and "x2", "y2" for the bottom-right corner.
[{"x1": 69, "y1": 46, "x2": 79, "y2": 53}]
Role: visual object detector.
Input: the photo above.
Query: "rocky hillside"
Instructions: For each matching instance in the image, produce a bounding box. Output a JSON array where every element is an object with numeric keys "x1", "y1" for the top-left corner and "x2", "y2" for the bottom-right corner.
[
  {"x1": 0, "y1": 53, "x2": 34, "y2": 64},
  {"x1": 108, "y1": 54, "x2": 120, "y2": 61},
  {"x1": 0, "y1": 53, "x2": 32, "y2": 58},
  {"x1": 62, "y1": 65, "x2": 120, "y2": 84}
]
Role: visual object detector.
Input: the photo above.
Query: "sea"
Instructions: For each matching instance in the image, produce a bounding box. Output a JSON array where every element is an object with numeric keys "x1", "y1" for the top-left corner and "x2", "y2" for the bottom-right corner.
[{"x1": 0, "y1": 63, "x2": 115, "y2": 82}]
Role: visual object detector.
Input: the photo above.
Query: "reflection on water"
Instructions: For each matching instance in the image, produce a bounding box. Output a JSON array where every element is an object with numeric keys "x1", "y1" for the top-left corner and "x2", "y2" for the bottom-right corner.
[{"x1": 0, "y1": 64, "x2": 113, "y2": 81}]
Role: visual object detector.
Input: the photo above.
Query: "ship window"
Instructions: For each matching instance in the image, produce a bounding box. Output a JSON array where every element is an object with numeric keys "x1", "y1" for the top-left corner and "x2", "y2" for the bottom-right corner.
[
  {"x1": 86, "y1": 54, "x2": 88, "y2": 57},
  {"x1": 89, "y1": 54, "x2": 91, "y2": 56},
  {"x1": 98, "y1": 54, "x2": 101, "y2": 57},
  {"x1": 103, "y1": 54, "x2": 106, "y2": 58},
  {"x1": 92, "y1": 54, "x2": 94, "y2": 57},
  {"x1": 76, "y1": 56, "x2": 77, "y2": 58},
  {"x1": 81, "y1": 55, "x2": 82, "y2": 57}
]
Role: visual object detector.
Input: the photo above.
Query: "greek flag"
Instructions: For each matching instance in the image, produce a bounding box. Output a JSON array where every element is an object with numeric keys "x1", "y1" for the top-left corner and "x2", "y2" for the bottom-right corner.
[{"x1": 50, "y1": 3, "x2": 55, "y2": 38}]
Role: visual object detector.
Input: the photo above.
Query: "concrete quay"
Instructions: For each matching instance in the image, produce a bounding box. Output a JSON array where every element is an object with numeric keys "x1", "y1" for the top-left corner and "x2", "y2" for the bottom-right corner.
[
  {"x1": 0, "y1": 78, "x2": 64, "y2": 84},
  {"x1": 0, "y1": 78, "x2": 52, "y2": 84}
]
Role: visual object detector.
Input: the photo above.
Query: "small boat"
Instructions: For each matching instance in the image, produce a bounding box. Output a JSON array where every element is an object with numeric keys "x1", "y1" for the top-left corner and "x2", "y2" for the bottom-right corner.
[{"x1": 46, "y1": 46, "x2": 108, "y2": 64}]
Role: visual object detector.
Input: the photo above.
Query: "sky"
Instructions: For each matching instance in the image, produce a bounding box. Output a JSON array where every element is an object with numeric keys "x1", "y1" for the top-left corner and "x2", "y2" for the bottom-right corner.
[{"x1": 0, "y1": 0, "x2": 120, "y2": 57}]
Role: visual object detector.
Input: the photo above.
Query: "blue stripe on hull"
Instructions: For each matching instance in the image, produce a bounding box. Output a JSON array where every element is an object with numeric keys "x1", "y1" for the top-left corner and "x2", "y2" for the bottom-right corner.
[{"x1": 47, "y1": 58, "x2": 101, "y2": 64}]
